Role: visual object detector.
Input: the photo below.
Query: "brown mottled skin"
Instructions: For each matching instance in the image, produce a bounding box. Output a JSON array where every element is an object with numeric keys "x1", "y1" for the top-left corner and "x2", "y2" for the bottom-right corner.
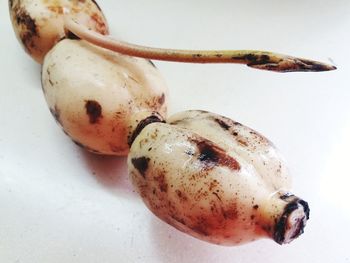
[
  {"x1": 41, "y1": 39, "x2": 168, "y2": 155},
  {"x1": 128, "y1": 113, "x2": 165, "y2": 146},
  {"x1": 9, "y1": 0, "x2": 109, "y2": 63},
  {"x1": 191, "y1": 138, "x2": 241, "y2": 171},
  {"x1": 128, "y1": 111, "x2": 309, "y2": 245},
  {"x1": 13, "y1": 6, "x2": 38, "y2": 52}
]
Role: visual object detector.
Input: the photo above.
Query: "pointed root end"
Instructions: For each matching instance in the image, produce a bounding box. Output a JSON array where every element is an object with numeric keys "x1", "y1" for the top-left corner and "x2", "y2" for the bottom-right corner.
[{"x1": 248, "y1": 56, "x2": 337, "y2": 73}]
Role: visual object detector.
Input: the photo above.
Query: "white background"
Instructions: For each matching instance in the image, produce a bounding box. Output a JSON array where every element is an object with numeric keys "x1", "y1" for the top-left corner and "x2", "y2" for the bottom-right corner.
[{"x1": 1, "y1": 0, "x2": 350, "y2": 262}]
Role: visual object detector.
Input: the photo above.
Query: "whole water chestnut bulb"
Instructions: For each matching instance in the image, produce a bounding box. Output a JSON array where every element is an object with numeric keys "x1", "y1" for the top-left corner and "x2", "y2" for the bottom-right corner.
[
  {"x1": 128, "y1": 111, "x2": 310, "y2": 245},
  {"x1": 9, "y1": 0, "x2": 109, "y2": 63},
  {"x1": 42, "y1": 39, "x2": 168, "y2": 155}
]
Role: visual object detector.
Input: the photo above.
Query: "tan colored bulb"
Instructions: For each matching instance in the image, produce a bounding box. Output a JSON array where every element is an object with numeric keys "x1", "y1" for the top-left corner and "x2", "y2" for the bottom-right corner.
[
  {"x1": 9, "y1": 0, "x2": 108, "y2": 63},
  {"x1": 42, "y1": 39, "x2": 168, "y2": 155},
  {"x1": 128, "y1": 110, "x2": 309, "y2": 245}
]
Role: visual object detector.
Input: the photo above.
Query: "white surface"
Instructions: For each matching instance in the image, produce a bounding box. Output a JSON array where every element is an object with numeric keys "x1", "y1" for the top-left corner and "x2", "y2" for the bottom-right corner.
[{"x1": 1, "y1": 0, "x2": 350, "y2": 262}]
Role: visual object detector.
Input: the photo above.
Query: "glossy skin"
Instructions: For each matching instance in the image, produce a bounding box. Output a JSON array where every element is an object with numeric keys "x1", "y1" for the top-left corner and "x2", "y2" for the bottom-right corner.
[
  {"x1": 128, "y1": 111, "x2": 308, "y2": 245},
  {"x1": 9, "y1": 0, "x2": 309, "y2": 245},
  {"x1": 9, "y1": 0, "x2": 109, "y2": 63},
  {"x1": 168, "y1": 110, "x2": 292, "y2": 192},
  {"x1": 42, "y1": 39, "x2": 168, "y2": 155}
]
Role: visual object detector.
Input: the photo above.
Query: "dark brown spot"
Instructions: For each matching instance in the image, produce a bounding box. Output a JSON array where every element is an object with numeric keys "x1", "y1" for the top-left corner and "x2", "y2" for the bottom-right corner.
[
  {"x1": 175, "y1": 190, "x2": 182, "y2": 198},
  {"x1": 232, "y1": 54, "x2": 256, "y2": 62},
  {"x1": 192, "y1": 54, "x2": 202, "y2": 58},
  {"x1": 85, "y1": 100, "x2": 102, "y2": 124},
  {"x1": 214, "y1": 118, "x2": 231, "y2": 130},
  {"x1": 46, "y1": 68, "x2": 55, "y2": 86},
  {"x1": 223, "y1": 207, "x2": 238, "y2": 220},
  {"x1": 233, "y1": 54, "x2": 272, "y2": 66},
  {"x1": 157, "y1": 93, "x2": 165, "y2": 105},
  {"x1": 154, "y1": 173, "x2": 168, "y2": 193},
  {"x1": 9, "y1": 0, "x2": 14, "y2": 8},
  {"x1": 245, "y1": 54, "x2": 258, "y2": 61},
  {"x1": 191, "y1": 138, "x2": 240, "y2": 171},
  {"x1": 260, "y1": 54, "x2": 270, "y2": 63},
  {"x1": 175, "y1": 190, "x2": 188, "y2": 202},
  {"x1": 209, "y1": 180, "x2": 219, "y2": 191},
  {"x1": 253, "y1": 205, "x2": 259, "y2": 210},
  {"x1": 131, "y1": 157, "x2": 150, "y2": 178},
  {"x1": 211, "y1": 115, "x2": 244, "y2": 138},
  {"x1": 15, "y1": 7, "x2": 38, "y2": 51},
  {"x1": 128, "y1": 114, "x2": 165, "y2": 146},
  {"x1": 215, "y1": 54, "x2": 223, "y2": 58}
]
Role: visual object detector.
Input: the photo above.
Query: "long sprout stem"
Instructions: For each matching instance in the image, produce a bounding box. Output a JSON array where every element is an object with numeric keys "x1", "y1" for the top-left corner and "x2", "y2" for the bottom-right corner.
[{"x1": 64, "y1": 18, "x2": 336, "y2": 73}]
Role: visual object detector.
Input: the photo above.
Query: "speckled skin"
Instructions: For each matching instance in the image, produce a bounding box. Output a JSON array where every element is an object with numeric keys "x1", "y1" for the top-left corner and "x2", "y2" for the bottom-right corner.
[
  {"x1": 42, "y1": 39, "x2": 168, "y2": 155},
  {"x1": 168, "y1": 110, "x2": 292, "y2": 192},
  {"x1": 9, "y1": 0, "x2": 109, "y2": 63},
  {"x1": 128, "y1": 111, "x2": 302, "y2": 245}
]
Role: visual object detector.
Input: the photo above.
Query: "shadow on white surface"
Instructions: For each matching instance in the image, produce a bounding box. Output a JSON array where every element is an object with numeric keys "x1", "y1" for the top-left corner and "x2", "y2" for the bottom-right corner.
[
  {"x1": 148, "y1": 212, "x2": 331, "y2": 263},
  {"x1": 148, "y1": 213, "x2": 263, "y2": 263},
  {"x1": 79, "y1": 150, "x2": 138, "y2": 199},
  {"x1": 149, "y1": 215, "x2": 216, "y2": 263}
]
